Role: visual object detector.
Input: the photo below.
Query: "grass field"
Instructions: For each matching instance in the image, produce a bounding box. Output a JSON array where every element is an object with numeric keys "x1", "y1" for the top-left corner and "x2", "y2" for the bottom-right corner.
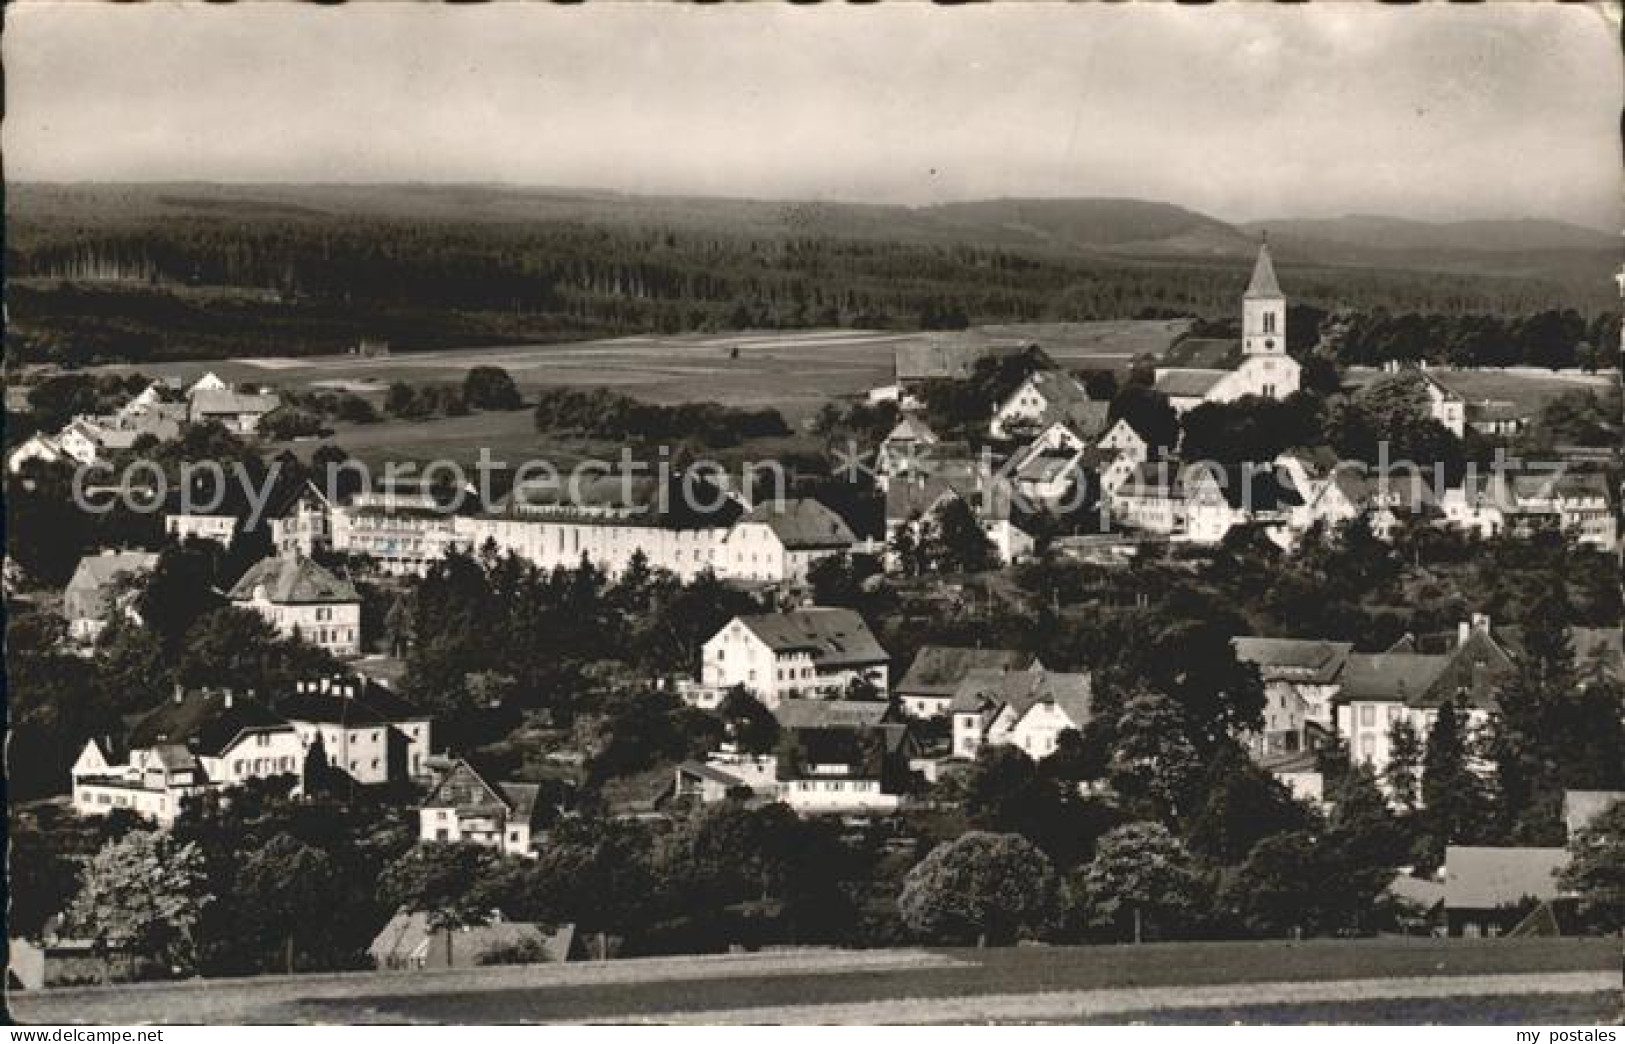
[
  {"x1": 1344, "y1": 366, "x2": 1614, "y2": 415},
  {"x1": 10, "y1": 937, "x2": 1618, "y2": 1025}
]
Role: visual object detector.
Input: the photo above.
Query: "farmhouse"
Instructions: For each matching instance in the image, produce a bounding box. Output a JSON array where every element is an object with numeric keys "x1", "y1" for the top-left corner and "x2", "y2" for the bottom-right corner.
[
  {"x1": 1154, "y1": 241, "x2": 1301, "y2": 412},
  {"x1": 1442, "y1": 846, "x2": 1571, "y2": 938},
  {"x1": 227, "y1": 554, "x2": 363, "y2": 658},
  {"x1": 188, "y1": 388, "x2": 282, "y2": 437},
  {"x1": 701, "y1": 608, "x2": 889, "y2": 707},
  {"x1": 64, "y1": 550, "x2": 159, "y2": 645}
]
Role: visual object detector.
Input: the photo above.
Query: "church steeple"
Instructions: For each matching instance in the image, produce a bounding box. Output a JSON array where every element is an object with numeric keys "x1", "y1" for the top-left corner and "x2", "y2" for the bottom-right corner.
[{"x1": 1242, "y1": 238, "x2": 1285, "y2": 356}]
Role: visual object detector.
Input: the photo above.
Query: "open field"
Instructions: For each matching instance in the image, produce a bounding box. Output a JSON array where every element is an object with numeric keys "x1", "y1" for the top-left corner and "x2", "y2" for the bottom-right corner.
[
  {"x1": 10, "y1": 937, "x2": 1617, "y2": 1025},
  {"x1": 82, "y1": 321, "x2": 1188, "y2": 413},
  {"x1": 1345, "y1": 366, "x2": 1614, "y2": 415}
]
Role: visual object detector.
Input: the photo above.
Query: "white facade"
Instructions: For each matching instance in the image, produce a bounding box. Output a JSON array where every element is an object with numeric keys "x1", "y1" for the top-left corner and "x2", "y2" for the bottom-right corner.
[
  {"x1": 165, "y1": 513, "x2": 240, "y2": 545},
  {"x1": 234, "y1": 588, "x2": 361, "y2": 657}
]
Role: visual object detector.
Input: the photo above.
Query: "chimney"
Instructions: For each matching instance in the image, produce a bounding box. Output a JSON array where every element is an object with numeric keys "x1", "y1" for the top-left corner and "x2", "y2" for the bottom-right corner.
[
  {"x1": 1457, "y1": 620, "x2": 1471, "y2": 648},
  {"x1": 223, "y1": 688, "x2": 234, "y2": 709},
  {"x1": 173, "y1": 683, "x2": 184, "y2": 705}
]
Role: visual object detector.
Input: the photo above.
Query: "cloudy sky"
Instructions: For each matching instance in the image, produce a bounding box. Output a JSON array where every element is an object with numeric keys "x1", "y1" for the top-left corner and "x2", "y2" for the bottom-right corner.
[{"x1": 5, "y1": 2, "x2": 1619, "y2": 227}]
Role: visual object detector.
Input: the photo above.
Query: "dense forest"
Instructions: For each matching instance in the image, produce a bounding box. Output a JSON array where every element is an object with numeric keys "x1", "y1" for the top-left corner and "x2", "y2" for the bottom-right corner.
[{"x1": 5, "y1": 185, "x2": 1617, "y2": 366}]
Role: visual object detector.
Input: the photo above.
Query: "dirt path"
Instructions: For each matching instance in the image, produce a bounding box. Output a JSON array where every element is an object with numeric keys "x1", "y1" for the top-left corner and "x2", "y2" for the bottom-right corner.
[{"x1": 613, "y1": 971, "x2": 1619, "y2": 1025}]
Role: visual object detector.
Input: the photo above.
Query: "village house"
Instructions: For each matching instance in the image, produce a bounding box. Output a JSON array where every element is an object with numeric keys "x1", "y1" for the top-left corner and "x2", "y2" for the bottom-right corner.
[
  {"x1": 418, "y1": 758, "x2": 550, "y2": 857},
  {"x1": 1440, "y1": 469, "x2": 1616, "y2": 551},
  {"x1": 1442, "y1": 846, "x2": 1571, "y2": 938},
  {"x1": 884, "y1": 469, "x2": 1035, "y2": 567},
  {"x1": 1336, "y1": 615, "x2": 1515, "y2": 777},
  {"x1": 1107, "y1": 460, "x2": 1186, "y2": 535},
  {"x1": 370, "y1": 911, "x2": 575, "y2": 971},
  {"x1": 63, "y1": 549, "x2": 159, "y2": 645},
  {"x1": 1180, "y1": 464, "x2": 1303, "y2": 547},
  {"x1": 988, "y1": 370, "x2": 1108, "y2": 441},
  {"x1": 7, "y1": 433, "x2": 65, "y2": 474},
  {"x1": 1415, "y1": 371, "x2": 1468, "y2": 438},
  {"x1": 949, "y1": 667, "x2": 1093, "y2": 762},
  {"x1": 277, "y1": 676, "x2": 433, "y2": 785},
  {"x1": 875, "y1": 415, "x2": 941, "y2": 489},
  {"x1": 676, "y1": 700, "x2": 913, "y2": 814},
  {"x1": 1465, "y1": 398, "x2": 1527, "y2": 438},
  {"x1": 1154, "y1": 242, "x2": 1302, "y2": 412},
  {"x1": 1232, "y1": 635, "x2": 1353, "y2": 741},
  {"x1": 227, "y1": 554, "x2": 363, "y2": 658},
  {"x1": 188, "y1": 387, "x2": 282, "y2": 437},
  {"x1": 720, "y1": 497, "x2": 856, "y2": 584},
  {"x1": 56, "y1": 407, "x2": 186, "y2": 468},
  {"x1": 701, "y1": 608, "x2": 889, "y2": 708},
  {"x1": 72, "y1": 687, "x2": 304, "y2": 826},
  {"x1": 895, "y1": 645, "x2": 1040, "y2": 719}
]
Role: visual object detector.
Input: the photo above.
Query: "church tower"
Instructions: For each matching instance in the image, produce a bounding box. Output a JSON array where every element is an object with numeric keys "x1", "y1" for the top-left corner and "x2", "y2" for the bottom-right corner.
[{"x1": 1242, "y1": 238, "x2": 1286, "y2": 357}]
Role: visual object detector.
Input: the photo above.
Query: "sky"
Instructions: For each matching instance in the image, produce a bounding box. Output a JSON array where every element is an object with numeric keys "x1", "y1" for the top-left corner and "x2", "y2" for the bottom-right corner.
[{"x1": 5, "y1": 2, "x2": 1620, "y2": 228}]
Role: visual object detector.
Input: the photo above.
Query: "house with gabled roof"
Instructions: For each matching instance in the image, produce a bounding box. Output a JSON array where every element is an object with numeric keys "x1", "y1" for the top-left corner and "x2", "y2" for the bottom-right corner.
[
  {"x1": 884, "y1": 468, "x2": 1035, "y2": 567},
  {"x1": 949, "y1": 667, "x2": 1093, "y2": 762},
  {"x1": 1232, "y1": 636, "x2": 1353, "y2": 737},
  {"x1": 370, "y1": 910, "x2": 576, "y2": 970},
  {"x1": 990, "y1": 371, "x2": 1108, "y2": 441},
  {"x1": 1337, "y1": 615, "x2": 1515, "y2": 777},
  {"x1": 418, "y1": 758, "x2": 551, "y2": 857},
  {"x1": 720, "y1": 497, "x2": 855, "y2": 584},
  {"x1": 188, "y1": 387, "x2": 282, "y2": 437},
  {"x1": 701, "y1": 608, "x2": 889, "y2": 708},
  {"x1": 876, "y1": 416, "x2": 941, "y2": 488},
  {"x1": 896, "y1": 646, "x2": 1040, "y2": 719},
  {"x1": 1443, "y1": 846, "x2": 1571, "y2": 938},
  {"x1": 64, "y1": 549, "x2": 160, "y2": 644},
  {"x1": 228, "y1": 554, "x2": 362, "y2": 657},
  {"x1": 72, "y1": 687, "x2": 303, "y2": 825}
]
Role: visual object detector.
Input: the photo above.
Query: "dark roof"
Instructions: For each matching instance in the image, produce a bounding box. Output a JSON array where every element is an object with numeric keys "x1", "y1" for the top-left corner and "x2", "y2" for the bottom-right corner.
[
  {"x1": 1154, "y1": 368, "x2": 1229, "y2": 399},
  {"x1": 734, "y1": 609, "x2": 889, "y2": 668},
  {"x1": 1245, "y1": 241, "x2": 1283, "y2": 299},
  {"x1": 1232, "y1": 637, "x2": 1353, "y2": 685},
  {"x1": 1185, "y1": 466, "x2": 1305, "y2": 512},
  {"x1": 999, "y1": 372, "x2": 1108, "y2": 435},
  {"x1": 1339, "y1": 652, "x2": 1453, "y2": 707},
  {"x1": 949, "y1": 668, "x2": 1093, "y2": 726},
  {"x1": 773, "y1": 700, "x2": 894, "y2": 730},
  {"x1": 228, "y1": 555, "x2": 359, "y2": 604},
  {"x1": 737, "y1": 498, "x2": 855, "y2": 550},
  {"x1": 421, "y1": 758, "x2": 540, "y2": 818},
  {"x1": 1444, "y1": 846, "x2": 1568, "y2": 910},
  {"x1": 884, "y1": 471, "x2": 1018, "y2": 524},
  {"x1": 274, "y1": 677, "x2": 427, "y2": 726},
  {"x1": 1165, "y1": 338, "x2": 1241, "y2": 369},
  {"x1": 897, "y1": 646, "x2": 1036, "y2": 698},
  {"x1": 128, "y1": 690, "x2": 292, "y2": 757}
]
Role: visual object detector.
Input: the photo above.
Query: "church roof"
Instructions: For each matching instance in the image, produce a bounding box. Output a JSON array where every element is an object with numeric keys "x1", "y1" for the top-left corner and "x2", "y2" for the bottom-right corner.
[{"x1": 1245, "y1": 241, "x2": 1283, "y2": 299}]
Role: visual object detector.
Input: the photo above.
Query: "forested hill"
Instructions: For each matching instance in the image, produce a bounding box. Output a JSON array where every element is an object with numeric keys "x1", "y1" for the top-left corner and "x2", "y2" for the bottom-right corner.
[{"x1": 5, "y1": 183, "x2": 1617, "y2": 366}]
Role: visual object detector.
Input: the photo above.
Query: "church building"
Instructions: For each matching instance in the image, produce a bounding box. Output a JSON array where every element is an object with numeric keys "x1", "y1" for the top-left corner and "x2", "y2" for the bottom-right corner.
[{"x1": 1155, "y1": 241, "x2": 1302, "y2": 413}]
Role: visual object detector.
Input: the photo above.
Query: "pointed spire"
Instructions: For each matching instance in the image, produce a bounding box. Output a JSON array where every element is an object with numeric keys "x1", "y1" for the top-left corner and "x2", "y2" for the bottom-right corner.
[{"x1": 1245, "y1": 238, "x2": 1282, "y2": 299}]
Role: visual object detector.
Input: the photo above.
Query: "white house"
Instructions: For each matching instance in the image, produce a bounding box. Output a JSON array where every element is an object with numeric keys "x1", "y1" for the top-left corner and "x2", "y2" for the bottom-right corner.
[
  {"x1": 1154, "y1": 241, "x2": 1301, "y2": 412},
  {"x1": 989, "y1": 371, "x2": 1108, "y2": 441},
  {"x1": 7, "y1": 434, "x2": 64, "y2": 474},
  {"x1": 949, "y1": 667, "x2": 1093, "y2": 762},
  {"x1": 1335, "y1": 618, "x2": 1514, "y2": 779},
  {"x1": 278, "y1": 676, "x2": 433, "y2": 784},
  {"x1": 63, "y1": 550, "x2": 160, "y2": 645},
  {"x1": 719, "y1": 498, "x2": 855, "y2": 584},
  {"x1": 876, "y1": 416, "x2": 941, "y2": 488},
  {"x1": 1107, "y1": 461, "x2": 1186, "y2": 535},
  {"x1": 227, "y1": 554, "x2": 363, "y2": 657},
  {"x1": 418, "y1": 758, "x2": 547, "y2": 857},
  {"x1": 72, "y1": 688, "x2": 304, "y2": 826},
  {"x1": 701, "y1": 608, "x2": 890, "y2": 708},
  {"x1": 1417, "y1": 372, "x2": 1468, "y2": 438},
  {"x1": 1232, "y1": 636, "x2": 1353, "y2": 743}
]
